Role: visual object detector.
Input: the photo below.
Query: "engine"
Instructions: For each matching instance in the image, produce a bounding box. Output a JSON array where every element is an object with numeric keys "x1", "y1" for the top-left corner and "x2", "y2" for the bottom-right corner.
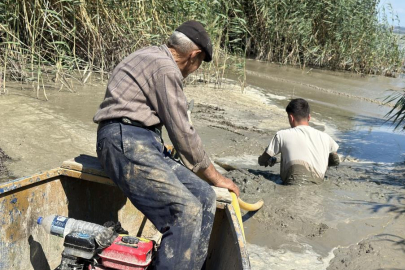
[{"x1": 56, "y1": 232, "x2": 154, "y2": 270}]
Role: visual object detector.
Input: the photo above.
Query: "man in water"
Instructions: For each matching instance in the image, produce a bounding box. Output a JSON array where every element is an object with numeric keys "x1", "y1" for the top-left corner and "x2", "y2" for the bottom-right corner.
[
  {"x1": 258, "y1": 98, "x2": 339, "y2": 185},
  {"x1": 94, "y1": 21, "x2": 239, "y2": 269}
]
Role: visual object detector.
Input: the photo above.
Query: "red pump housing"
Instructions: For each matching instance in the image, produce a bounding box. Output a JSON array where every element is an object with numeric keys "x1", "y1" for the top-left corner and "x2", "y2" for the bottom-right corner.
[{"x1": 97, "y1": 235, "x2": 153, "y2": 270}]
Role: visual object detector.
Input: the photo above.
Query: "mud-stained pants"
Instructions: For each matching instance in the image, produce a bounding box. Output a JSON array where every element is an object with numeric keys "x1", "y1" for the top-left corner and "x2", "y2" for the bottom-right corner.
[{"x1": 96, "y1": 122, "x2": 216, "y2": 270}]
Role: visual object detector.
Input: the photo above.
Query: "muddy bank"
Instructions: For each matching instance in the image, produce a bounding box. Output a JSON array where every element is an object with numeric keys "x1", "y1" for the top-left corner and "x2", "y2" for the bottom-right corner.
[
  {"x1": 220, "y1": 162, "x2": 405, "y2": 270},
  {"x1": 0, "y1": 81, "x2": 101, "y2": 180},
  {"x1": 0, "y1": 74, "x2": 404, "y2": 269}
]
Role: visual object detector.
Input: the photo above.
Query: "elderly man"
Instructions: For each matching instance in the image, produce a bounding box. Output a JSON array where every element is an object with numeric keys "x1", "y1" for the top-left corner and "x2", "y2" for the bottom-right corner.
[
  {"x1": 93, "y1": 21, "x2": 239, "y2": 270},
  {"x1": 258, "y1": 98, "x2": 339, "y2": 185}
]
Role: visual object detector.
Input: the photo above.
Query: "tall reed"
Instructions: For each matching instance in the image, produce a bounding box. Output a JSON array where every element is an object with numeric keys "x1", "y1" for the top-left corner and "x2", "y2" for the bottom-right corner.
[
  {"x1": 0, "y1": 0, "x2": 403, "y2": 99},
  {"x1": 242, "y1": 0, "x2": 403, "y2": 75}
]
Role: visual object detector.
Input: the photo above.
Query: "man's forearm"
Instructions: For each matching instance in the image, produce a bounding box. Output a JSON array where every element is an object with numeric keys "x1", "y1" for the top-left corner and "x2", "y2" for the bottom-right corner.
[
  {"x1": 196, "y1": 162, "x2": 240, "y2": 196},
  {"x1": 196, "y1": 162, "x2": 220, "y2": 184}
]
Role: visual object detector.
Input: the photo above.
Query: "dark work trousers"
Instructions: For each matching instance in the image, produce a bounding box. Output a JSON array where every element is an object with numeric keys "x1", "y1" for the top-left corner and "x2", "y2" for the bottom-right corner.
[{"x1": 96, "y1": 122, "x2": 216, "y2": 270}]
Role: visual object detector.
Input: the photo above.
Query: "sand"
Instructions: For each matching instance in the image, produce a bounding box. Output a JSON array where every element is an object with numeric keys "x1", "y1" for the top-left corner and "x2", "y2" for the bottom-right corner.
[{"x1": 0, "y1": 79, "x2": 404, "y2": 269}]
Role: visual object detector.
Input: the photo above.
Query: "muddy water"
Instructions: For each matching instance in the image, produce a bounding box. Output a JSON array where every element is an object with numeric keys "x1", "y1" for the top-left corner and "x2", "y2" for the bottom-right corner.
[
  {"x1": 243, "y1": 60, "x2": 405, "y2": 164},
  {"x1": 221, "y1": 61, "x2": 405, "y2": 269},
  {"x1": 0, "y1": 81, "x2": 105, "y2": 182}
]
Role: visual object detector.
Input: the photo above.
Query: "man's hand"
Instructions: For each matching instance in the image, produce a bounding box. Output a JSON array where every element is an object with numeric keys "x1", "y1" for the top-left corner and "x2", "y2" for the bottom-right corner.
[
  {"x1": 197, "y1": 163, "x2": 240, "y2": 197},
  {"x1": 258, "y1": 153, "x2": 269, "y2": 167},
  {"x1": 258, "y1": 152, "x2": 276, "y2": 167},
  {"x1": 268, "y1": 156, "x2": 277, "y2": 167},
  {"x1": 213, "y1": 175, "x2": 240, "y2": 197},
  {"x1": 328, "y1": 152, "x2": 340, "y2": 167}
]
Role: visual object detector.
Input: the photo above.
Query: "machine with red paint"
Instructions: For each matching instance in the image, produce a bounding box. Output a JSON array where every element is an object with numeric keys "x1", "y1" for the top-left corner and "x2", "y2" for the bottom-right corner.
[
  {"x1": 55, "y1": 230, "x2": 154, "y2": 270},
  {"x1": 95, "y1": 235, "x2": 153, "y2": 270}
]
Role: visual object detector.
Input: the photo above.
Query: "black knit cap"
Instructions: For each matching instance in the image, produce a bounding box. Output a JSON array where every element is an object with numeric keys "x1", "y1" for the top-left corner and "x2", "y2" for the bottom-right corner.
[{"x1": 176, "y1": 20, "x2": 213, "y2": 62}]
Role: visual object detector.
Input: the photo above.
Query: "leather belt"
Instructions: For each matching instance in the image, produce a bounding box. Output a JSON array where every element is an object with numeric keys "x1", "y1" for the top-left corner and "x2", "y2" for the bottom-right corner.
[{"x1": 98, "y1": 117, "x2": 161, "y2": 136}]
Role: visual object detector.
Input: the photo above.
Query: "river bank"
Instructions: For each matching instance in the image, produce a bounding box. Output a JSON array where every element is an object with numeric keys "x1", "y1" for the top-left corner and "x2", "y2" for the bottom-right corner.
[{"x1": 0, "y1": 75, "x2": 404, "y2": 269}]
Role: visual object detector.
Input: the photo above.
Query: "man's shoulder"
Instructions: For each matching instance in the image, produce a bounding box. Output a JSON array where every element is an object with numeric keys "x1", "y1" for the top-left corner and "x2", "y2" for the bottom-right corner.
[
  {"x1": 296, "y1": 125, "x2": 325, "y2": 134},
  {"x1": 296, "y1": 125, "x2": 337, "y2": 145},
  {"x1": 277, "y1": 125, "x2": 327, "y2": 139},
  {"x1": 117, "y1": 45, "x2": 180, "y2": 78},
  {"x1": 276, "y1": 126, "x2": 299, "y2": 136},
  {"x1": 125, "y1": 46, "x2": 173, "y2": 63}
]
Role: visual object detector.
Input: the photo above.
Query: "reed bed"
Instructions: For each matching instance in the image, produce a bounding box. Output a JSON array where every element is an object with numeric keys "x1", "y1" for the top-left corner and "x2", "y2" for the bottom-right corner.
[
  {"x1": 242, "y1": 0, "x2": 403, "y2": 75},
  {"x1": 0, "y1": 0, "x2": 403, "y2": 98}
]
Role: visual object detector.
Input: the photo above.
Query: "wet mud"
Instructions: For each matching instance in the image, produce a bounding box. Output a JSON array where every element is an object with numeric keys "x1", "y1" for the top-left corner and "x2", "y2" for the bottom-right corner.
[
  {"x1": 0, "y1": 147, "x2": 11, "y2": 181},
  {"x1": 0, "y1": 64, "x2": 405, "y2": 269},
  {"x1": 221, "y1": 162, "x2": 405, "y2": 270},
  {"x1": 183, "y1": 76, "x2": 405, "y2": 269}
]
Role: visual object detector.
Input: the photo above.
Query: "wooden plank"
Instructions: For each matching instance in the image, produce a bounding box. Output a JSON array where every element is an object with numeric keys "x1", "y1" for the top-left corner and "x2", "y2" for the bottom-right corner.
[
  {"x1": 61, "y1": 154, "x2": 107, "y2": 177},
  {"x1": 60, "y1": 169, "x2": 115, "y2": 186},
  {"x1": 216, "y1": 202, "x2": 227, "y2": 209},
  {"x1": 211, "y1": 186, "x2": 232, "y2": 204},
  {"x1": 63, "y1": 169, "x2": 232, "y2": 206},
  {"x1": 61, "y1": 156, "x2": 232, "y2": 205},
  {"x1": 0, "y1": 168, "x2": 62, "y2": 195}
]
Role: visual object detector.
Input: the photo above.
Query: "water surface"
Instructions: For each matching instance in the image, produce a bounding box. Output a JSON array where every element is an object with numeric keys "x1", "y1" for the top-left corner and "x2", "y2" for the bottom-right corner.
[{"x1": 242, "y1": 60, "x2": 405, "y2": 164}]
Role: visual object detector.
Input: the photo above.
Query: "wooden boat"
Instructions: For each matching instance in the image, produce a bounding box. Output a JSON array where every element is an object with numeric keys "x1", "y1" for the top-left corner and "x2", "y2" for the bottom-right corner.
[{"x1": 0, "y1": 155, "x2": 250, "y2": 270}]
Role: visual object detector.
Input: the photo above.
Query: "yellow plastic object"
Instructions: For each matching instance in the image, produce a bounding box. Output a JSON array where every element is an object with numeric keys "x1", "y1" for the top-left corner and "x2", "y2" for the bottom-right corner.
[
  {"x1": 238, "y1": 198, "x2": 264, "y2": 211},
  {"x1": 230, "y1": 192, "x2": 245, "y2": 240}
]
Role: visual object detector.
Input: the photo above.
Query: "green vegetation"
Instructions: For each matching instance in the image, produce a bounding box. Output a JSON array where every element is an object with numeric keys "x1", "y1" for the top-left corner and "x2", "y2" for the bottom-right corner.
[
  {"x1": 384, "y1": 89, "x2": 405, "y2": 131},
  {"x1": 243, "y1": 0, "x2": 403, "y2": 75},
  {"x1": 0, "y1": 0, "x2": 403, "y2": 98}
]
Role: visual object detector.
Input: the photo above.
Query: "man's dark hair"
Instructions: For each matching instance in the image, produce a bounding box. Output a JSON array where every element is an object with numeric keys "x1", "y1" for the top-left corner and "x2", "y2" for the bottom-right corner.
[{"x1": 286, "y1": 98, "x2": 310, "y2": 121}]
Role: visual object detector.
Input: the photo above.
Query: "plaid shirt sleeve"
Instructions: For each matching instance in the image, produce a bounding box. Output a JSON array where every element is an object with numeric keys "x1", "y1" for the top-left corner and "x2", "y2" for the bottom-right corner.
[{"x1": 155, "y1": 72, "x2": 211, "y2": 172}]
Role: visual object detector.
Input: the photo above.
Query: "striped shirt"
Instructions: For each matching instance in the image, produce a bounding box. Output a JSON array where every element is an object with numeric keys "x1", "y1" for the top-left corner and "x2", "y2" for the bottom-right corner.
[{"x1": 94, "y1": 45, "x2": 210, "y2": 172}]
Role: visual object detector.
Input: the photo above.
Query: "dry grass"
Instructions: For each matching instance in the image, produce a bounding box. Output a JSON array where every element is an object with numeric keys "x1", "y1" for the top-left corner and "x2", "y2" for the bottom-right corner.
[{"x1": 0, "y1": 0, "x2": 403, "y2": 99}]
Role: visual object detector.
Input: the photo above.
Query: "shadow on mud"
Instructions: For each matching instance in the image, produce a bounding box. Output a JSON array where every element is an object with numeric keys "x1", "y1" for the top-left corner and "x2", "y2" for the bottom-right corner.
[
  {"x1": 369, "y1": 192, "x2": 405, "y2": 219},
  {"x1": 343, "y1": 193, "x2": 405, "y2": 256},
  {"x1": 346, "y1": 115, "x2": 386, "y2": 127},
  {"x1": 245, "y1": 169, "x2": 282, "y2": 185},
  {"x1": 375, "y1": 234, "x2": 405, "y2": 254},
  {"x1": 326, "y1": 162, "x2": 405, "y2": 188},
  {"x1": 345, "y1": 192, "x2": 405, "y2": 218},
  {"x1": 242, "y1": 210, "x2": 260, "y2": 222},
  {"x1": 0, "y1": 147, "x2": 12, "y2": 184}
]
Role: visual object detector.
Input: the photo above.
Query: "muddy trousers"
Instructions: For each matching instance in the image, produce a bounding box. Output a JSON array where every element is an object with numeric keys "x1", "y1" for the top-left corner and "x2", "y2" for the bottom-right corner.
[{"x1": 96, "y1": 123, "x2": 216, "y2": 270}]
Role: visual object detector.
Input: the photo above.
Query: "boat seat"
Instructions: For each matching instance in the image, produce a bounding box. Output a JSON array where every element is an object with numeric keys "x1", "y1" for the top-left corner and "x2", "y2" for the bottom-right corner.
[{"x1": 61, "y1": 154, "x2": 232, "y2": 208}]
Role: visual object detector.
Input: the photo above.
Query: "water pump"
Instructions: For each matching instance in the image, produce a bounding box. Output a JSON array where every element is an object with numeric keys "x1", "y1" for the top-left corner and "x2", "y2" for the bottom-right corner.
[
  {"x1": 36, "y1": 214, "x2": 155, "y2": 270},
  {"x1": 56, "y1": 232, "x2": 154, "y2": 270}
]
